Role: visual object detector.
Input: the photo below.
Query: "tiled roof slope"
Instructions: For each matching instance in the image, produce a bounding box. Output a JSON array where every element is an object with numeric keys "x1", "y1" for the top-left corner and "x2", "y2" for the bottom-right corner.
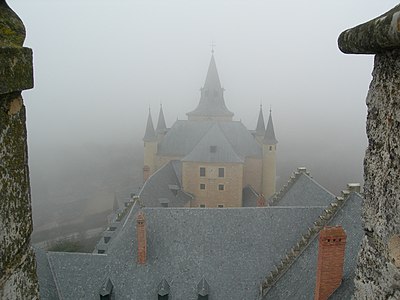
[
  {"x1": 139, "y1": 160, "x2": 192, "y2": 207},
  {"x1": 242, "y1": 185, "x2": 259, "y2": 207},
  {"x1": 157, "y1": 120, "x2": 261, "y2": 159},
  {"x1": 271, "y1": 168, "x2": 336, "y2": 207},
  {"x1": 37, "y1": 206, "x2": 324, "y2": 300},
  {"x1": 182, "y1": 123, "x2": 243, "y2": 163},
  {"x1": 264, "y1": 192, "x2": 363, "y2": 299}
]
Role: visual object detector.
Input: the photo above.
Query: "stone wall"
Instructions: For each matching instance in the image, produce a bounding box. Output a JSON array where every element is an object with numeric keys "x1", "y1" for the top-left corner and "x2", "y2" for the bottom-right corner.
[
  {"x1": 338, "y1": 5, "x2": 400, "y2": 299},
  {"x1": 0, "y1": 1, "x2": 39, "y2": 298},
  {"x1": 182, "y1": 161, "x2": 243, "y2": 207}
]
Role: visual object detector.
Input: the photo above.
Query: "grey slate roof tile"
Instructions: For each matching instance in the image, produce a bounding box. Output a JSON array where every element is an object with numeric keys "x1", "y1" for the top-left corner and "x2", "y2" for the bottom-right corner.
[
  {"x1": 139, "y1": 160, "x2": 191, "y2": 208},
  {"x1": 273, "y1": 172, "x2": 336, "y2": 207},
  {"x1": 182, "y1": 123, "x2": 243, "y2": 163},
  {"x1": 157, "y1": 120, "x2": 262, "y2": 159},
  {"x1": 264, "y1": 192, "x2": 363, "y2": 299},
  {"x1": 39, "y1": 206, "x2": 325, "y2": 300}
]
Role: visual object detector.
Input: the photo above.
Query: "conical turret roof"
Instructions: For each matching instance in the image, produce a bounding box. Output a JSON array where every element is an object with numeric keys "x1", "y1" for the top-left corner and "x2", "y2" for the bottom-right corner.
[
  {"x1": 255, "y1": 105, "x2": 265, "y2": 136},
  {"x1": 156, "y1": 104, "x2": 167, "y2": 134},
  {"x1": 263, "y1": 110, "x2": 278, "y2": 145},
  {"x1": 186, "y1": 54, "x2": 234, "y2": 120},
  {"x1": 143, "y1": 109, "x2": 157, "y2": 142}
]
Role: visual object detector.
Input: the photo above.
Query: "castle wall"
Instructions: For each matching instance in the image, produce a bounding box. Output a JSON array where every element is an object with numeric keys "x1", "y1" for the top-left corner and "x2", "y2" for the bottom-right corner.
[
  {"x1": 182, "y1": 161, "x2": 243, "y2": 207},
  {"x1": 0, "y1": 2, "x2": 39, "y2": 298},
  {"x1": 243, "y1": 157, "x2": 262, "y2": 193},
  {"x1": 353, "y1": 49, "x2": 400, "y2": 299},
  {"x1": 262, "y1": 144, "x2": 276, "y2": 199}
]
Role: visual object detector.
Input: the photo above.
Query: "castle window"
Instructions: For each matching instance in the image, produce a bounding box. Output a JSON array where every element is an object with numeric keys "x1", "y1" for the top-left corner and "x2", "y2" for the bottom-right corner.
[
  {"x1": 199, "y1": 204, "x2": 206, "y2": 208},
  {"x1": 210, "y1": 145, "x2": 217, "y2": 153},
  {"x1": 161, "y1": 202, "x2": 168, "y2": 208},
  {"x1": 218, "y1": 168, "x2": 224, "y2": 177},
  {"x1": 200, "y1": 184, "x2": 206, "y2": 190},
  {"x1": 218, "y1": 204, "x2": 224, "y2": 208},
  {"x1": 269, "y1": 146, "x2": 272, "y2": 151},
  {"x1": 200, "y1": 167, "x2": 206, "y2": 177},
  {"x1": 218, "y1": 184, "x2": 224, "y2": 191}
]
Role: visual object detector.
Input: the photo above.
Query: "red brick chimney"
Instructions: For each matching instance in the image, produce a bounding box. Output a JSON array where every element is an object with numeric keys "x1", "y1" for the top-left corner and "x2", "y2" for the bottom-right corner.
[
  {"x1": 143, "y1": 165, "x2": 150, "y2": 182},
  {"x1": 257, "y1": 194, "x2": 266, "y2": 207},
  {"x1": 136, "y1": 211, "x2": 147, "y2": 264},
  {"x1": 314, "y1": 226, "x2": 347, "y2": 300}
]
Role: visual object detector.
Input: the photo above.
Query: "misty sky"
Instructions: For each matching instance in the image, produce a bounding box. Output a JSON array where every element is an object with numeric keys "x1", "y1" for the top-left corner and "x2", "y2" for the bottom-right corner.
[{"x1": 8, "y1": 1, "x2": 400, "y2": 195}]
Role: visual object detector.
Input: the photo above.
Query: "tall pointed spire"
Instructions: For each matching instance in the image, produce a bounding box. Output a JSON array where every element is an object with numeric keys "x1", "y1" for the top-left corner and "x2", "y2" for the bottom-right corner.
[
  {"x1": 187, "y1": 53, "x2": 234, "y2": 121},
  {"x1": 255, "y1": 104, "x2": 265, "y2": 136},
  {"x1": 263, "y1": 109, "x2": 278, "y2": 145},
  {"x1": 156, "y1": 104, "x2": 167, "y2": 134},
  {"x1": 143, "y1": 108, "x2": 156, "y2": 142}
]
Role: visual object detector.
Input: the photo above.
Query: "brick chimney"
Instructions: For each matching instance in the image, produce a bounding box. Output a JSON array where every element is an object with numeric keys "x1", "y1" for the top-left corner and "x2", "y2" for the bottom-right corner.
[
  {"x1": 257, "y1": 194, "x2": 266, "y2": 207},
  {"x1": 314, "y1": 226, "x2": 347, "y2": 300},
  {"x1": 136, "y1": 211, "x2": 147, "y2": 264},
  {"x1": 143, "y1": 165, "x2": 150, "y2": 182}
]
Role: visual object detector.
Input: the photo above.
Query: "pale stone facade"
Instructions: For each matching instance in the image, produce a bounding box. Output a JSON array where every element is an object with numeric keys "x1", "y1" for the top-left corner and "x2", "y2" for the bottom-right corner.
[{"x1": 182, "y1": 162, "x2": 243, "y2": 207}]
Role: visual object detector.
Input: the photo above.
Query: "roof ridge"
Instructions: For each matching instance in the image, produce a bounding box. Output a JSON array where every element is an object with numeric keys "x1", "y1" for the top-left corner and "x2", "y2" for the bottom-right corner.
[
  {"x1": 269, "y1": 169, "x2": 305, "y2": 204},
  {"x1": 260, "y1": 193, "x2": 352, "y2": 297}
]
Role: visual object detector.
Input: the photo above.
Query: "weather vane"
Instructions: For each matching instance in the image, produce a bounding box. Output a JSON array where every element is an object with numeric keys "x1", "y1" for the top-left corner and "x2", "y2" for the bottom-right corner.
[{"x1": 210, "y1": 40, "x2": 216, "y2": 54}]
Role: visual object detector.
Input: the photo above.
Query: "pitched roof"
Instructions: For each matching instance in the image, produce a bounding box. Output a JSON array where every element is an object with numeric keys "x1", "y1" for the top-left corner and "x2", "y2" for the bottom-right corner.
[
  {"x1": 143, "y1": 109, "x2": 156, "y2": 142},
  {"x1": 271, "y1": 169, "x2": 336, "y2": 207},
  {"x1": 156, "y1": 104, "x2": 167, "y2": 134},
  {"x1": 138, "y1": 160, "x2": 192, "y2": 207},
  {"x1": 256, "y1": 105, "x2": 265, "y2": 136},
  {"x1": 264, "y1": 192, "x2": 363, "y2": 299},
  {"x1": 186, "y1": 55, "x2": 234, "y2": 119},
  {"x1": 157, "y1": 120, "x2": 262, "y2": 159},
  {"x1": 182, "y1": 123, "x2": 243, "y2": 163},
  {"x1": 242, "y1": 185, "x2": 259, "y2": 207},
  {"x1": 263, "y1": 111, "x2": 278, "y2": 145},
  {"x1": 37, "y1": 206, "x2": 325, "y2": 300}
]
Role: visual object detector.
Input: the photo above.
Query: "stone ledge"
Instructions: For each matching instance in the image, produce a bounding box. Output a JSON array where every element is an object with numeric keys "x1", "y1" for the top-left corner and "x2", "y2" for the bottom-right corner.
[
  {"x1": 0, "y1": 47, "x2": 33, "y2": 95},
  {"x1": 338, "y1": 4, "x2": 400, "y2": 54}
]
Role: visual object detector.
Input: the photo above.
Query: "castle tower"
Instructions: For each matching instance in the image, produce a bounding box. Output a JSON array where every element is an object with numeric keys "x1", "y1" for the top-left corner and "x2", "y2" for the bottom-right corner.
[
  {"x1": 255, "y1": 104, "x2": 265, "y2": 144},
  {"x1": 186, "y1": 53, "x2": 234, "y2": 121},
  {"x1": 156, "y1": 103, "x2": 167, "y2": 139},
  {"x1": 262, "y1": 109, "x2": 278, "y2": 199},
  {"x1": 143, "y1": 109, "x2": 157, "y2": 182}
]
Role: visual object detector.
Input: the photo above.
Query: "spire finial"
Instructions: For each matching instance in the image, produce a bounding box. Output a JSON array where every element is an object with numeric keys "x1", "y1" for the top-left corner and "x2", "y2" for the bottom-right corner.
[{"x1": 210, "y1": 40, "x2": 216, "y2": 54}]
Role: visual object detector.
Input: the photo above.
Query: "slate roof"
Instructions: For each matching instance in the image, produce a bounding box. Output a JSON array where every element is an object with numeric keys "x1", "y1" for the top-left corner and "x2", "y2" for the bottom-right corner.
[
  {"x1": 186, "y1": 54, "x2": 234, "y2": 119},
  {"x1": 143, "y1": 109, "x2": 156, "y2": 142},
  {"x1": 182, "y1": 123, "x2": 243, "y2": 163},
  {"x1": 256, "y1": 105, "x2": 265, "y2": 136},
  {"x1": 242, "y1": 185, "x2": 259, "y2": 207},
  {"x1": 157, "y1": 120, "x2": 262, "y2": 159},
  {"x1": 37, "y1": 205, "x2": 325, "y2": 300},
  {"x1": 272, "y1": 170, "x2": 336, "y2": 207},
  {"x1": 264, "y1": 111, "x2": 278, "y2": 145},
  {"x1": 265, "y1": 192, "x2": 363, "y2": 299},
  {"x1": 156, "y1": 104, "x2": 167, "y2": 134},
  {"x1": 138, "y1": 160, "x2": 192, "y2": 207}
]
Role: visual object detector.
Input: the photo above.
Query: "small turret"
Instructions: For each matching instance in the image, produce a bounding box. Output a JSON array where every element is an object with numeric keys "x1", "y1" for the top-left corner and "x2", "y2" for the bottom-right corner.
[
  {"x1": 143, "y1": 108, "x2": 156, "y2": 142},
  {"x1": 143, "y1": 109, "x2": 157, "y2": 182},
  {"x1": 156, "y1": 104, "x2": 167, "y2": 139},
  {"x1": 255, "y1": 104, "x2": 265, "y2": 144},
  {"x1": 262, "y1": 109, "x2": 277, "y2": 199}
]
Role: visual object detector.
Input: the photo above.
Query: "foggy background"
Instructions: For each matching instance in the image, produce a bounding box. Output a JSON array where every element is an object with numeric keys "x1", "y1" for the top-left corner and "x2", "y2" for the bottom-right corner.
[{"x1": 8, "y1": 0, "x2": 398, "y2": 241}]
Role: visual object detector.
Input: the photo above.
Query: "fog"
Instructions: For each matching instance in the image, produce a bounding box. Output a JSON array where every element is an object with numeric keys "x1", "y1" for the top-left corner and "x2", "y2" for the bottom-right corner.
[{"x1": 8, "y1": 1, "x2": 398, "y2": 232}]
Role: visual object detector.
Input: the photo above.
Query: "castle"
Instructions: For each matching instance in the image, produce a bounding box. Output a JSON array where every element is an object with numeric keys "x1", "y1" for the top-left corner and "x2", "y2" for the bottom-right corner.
[{"x1": 142, "y1": 53, "x2": 277, "y2": 207}]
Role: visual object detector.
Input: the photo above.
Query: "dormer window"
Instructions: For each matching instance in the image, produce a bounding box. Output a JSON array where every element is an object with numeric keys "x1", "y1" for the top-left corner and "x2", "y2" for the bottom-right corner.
[{"x1": 210, "y1": 145, "x2": 217, "y2": 153}]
